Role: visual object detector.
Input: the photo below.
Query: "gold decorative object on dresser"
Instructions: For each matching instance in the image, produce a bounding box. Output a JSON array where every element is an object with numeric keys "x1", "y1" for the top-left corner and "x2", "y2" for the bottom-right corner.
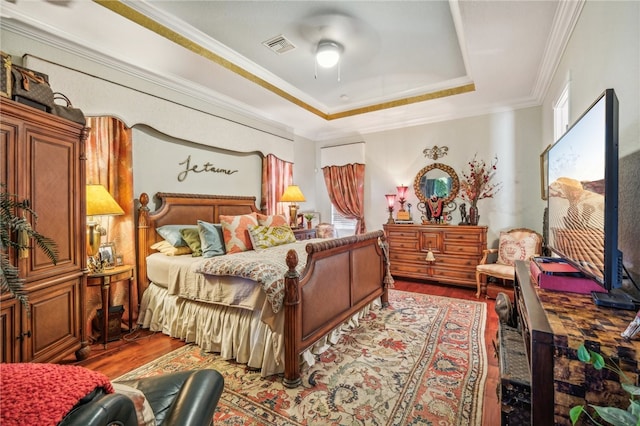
[
  {"x1": 0, "y1": 97, "x2": 88, "y2": 363},
  {"x1": 383, "y1": 223, "x2": 487, "y2": 287}
]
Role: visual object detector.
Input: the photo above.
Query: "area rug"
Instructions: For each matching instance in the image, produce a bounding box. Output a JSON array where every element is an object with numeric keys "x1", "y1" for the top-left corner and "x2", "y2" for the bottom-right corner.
[{"x1": 116, "y1": 290, "x2": 487, "y2": 425}]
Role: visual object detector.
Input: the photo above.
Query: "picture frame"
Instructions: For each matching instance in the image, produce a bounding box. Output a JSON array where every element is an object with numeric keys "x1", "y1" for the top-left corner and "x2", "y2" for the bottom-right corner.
[
  {"x1": 540, "y1": 144, "x2": 552, "y2": 200},
  {"x1": 98, "y1": 242, "x2": 116, "y2": 269}
]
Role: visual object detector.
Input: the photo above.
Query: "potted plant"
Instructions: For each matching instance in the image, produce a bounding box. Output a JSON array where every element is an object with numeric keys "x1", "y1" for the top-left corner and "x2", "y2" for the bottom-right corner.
[
  {"x1": 1, "y1": 184, "x2": 58, "y2": 309},
  {"x1": 570, "y1": 344, "x2": 640, "y2": 425},
  {"x1": 304, "y1": 213, "x2": 315, "y2": 230}
]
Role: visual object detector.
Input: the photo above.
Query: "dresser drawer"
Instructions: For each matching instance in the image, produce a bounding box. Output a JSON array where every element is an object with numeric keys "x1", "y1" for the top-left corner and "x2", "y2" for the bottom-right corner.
[
  {"x1": 443, "y1": 242, "x2": 483, "y2": 256},
  {"x1": 387, "y1": 237, "x2": 419, "y2": 251},
  {"x1": 435, "y1": 254, "x2": 480, "y2": 268},
  {"x1": 443, "y1": 230, "x2": 485, "y2": 243},
  {"x1": 389, "y1": 250, "x2": 434, "y2": 264},
  {"x1": 386, "y1": 228, "x2": 419, "y2": 239}
]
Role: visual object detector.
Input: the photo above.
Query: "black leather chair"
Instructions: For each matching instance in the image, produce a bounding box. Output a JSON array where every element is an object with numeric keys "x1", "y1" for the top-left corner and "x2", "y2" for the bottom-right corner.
[{"x1": 60, "y1": 369, "x2": 224, "y2": 426}]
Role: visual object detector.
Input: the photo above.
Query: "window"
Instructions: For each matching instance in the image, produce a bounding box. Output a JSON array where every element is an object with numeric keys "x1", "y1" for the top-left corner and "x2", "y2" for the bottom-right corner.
[
  {"x1": 331, "y1": 205, "x2": 356, "y2": 237},
  {"x1": 554, "y1": 83, "x2": 570, "y2": 142}
]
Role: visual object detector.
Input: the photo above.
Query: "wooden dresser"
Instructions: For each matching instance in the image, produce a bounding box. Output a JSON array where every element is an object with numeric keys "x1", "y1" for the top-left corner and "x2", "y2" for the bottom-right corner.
[
  {"x1": 510, "y1": 260, "x2": 640, "y2": 425},
  {"x1": 0, "y1": 98, "x2": 88, "y2": 363},
  {"x1": 383, "y1": 223, "x2": 487, "y2": 288}
]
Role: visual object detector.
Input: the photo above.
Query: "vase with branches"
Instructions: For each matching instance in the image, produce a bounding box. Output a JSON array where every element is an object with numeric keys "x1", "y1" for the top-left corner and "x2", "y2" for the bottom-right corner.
[
  {"x1": 459, "y1": 154, "x2": 501, "y2": 225},
  {"x1": 1, "y1": 184, "x2": 58, "y2": 309}
]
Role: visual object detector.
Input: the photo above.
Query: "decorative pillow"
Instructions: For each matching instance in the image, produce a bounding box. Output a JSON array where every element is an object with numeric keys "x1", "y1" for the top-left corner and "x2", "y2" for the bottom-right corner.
[
  {"x1": 248, "y1": 225, "x2": 296, "y2": 250},
  {"x1": 219, "y1": 213, "x2": 259, "y2": 254},
  {"x1": 497, "y1": 232, "x2": 539, "y2": 266},
  {"x1": 317, "y1": 223, "x2": 336, "y2": 238},
  {"x1": 256, "y1": 213, "x2": 288, "y2": 227},
  {"x1": 112, "y1": 382, "x2": 156, "y2": 426},
  {"x1": 197, "y1": 220, "x2": 226, "y2": 258},
  {"x1": 150, "y1": 240, "x2": 192, "y2": 256},
  {"x1": 156, "y1": 225, "x2": 197, "y2": 247},
  {"x1": 180, "y1": 228, "x2": 202, "y2": 257}
]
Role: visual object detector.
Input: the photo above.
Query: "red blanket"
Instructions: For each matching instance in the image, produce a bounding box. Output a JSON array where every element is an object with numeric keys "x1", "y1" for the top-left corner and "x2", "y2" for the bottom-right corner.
[{"x1": 0, "y1": 363, "x2": 114, "y2": 426}]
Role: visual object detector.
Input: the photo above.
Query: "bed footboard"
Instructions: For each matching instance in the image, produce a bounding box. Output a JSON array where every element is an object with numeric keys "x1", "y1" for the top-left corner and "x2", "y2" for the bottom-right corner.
[{"x1": 283, "y1": 230, "x2": 390, "y2": 388}]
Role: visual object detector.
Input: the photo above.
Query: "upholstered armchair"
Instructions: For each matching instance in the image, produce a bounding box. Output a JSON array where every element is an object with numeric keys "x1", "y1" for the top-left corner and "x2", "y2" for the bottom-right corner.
[
  {"x1": 476, "y1": 228, "x2": 542, "y2": 298},
  {"x1": 316, "y1": 222, "x2": 336, "y2": 238}
]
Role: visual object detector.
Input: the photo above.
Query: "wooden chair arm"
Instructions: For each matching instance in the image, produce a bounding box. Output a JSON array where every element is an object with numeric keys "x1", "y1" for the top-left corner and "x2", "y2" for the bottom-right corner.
[{"x1": 479, "y1": 248, "x2": 498, "y2": 265}]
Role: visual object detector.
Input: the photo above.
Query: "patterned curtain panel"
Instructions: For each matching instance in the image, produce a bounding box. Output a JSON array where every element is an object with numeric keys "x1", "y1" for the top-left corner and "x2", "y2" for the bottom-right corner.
[
  {"x1": 85, "y1": 116, "x2": 135, "y2": 337},
  {"x1": 261, "y1": 154, "x2": 293, "y2": 215},
  {"x1": 322, "y1": 163, "x2": 366, "y2": 234}
]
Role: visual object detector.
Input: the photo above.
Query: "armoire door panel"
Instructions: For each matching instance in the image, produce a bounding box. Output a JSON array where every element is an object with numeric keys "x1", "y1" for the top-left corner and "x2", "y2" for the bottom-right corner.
[
  {"x1": 26, "y1": 278, "x2": 81, "y2": 363},
  {"x1": 23, "y1": 127, "x2": 78, "y2": 279}
]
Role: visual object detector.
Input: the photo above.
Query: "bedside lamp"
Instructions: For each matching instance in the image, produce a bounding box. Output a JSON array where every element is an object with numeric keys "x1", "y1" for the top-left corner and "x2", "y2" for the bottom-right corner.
[
  {"x1": 281, "y1": 185, "x2": 306, "y2": 228},
  {"x1": 396, "y1": 185, "x2": 410, "y2": 221},
  {"x1": 385, "y1": 194, "x2": 396, "y2": 224},
  {"x1": 86, "y1": 184, "x2": 124, "y2": 257}
]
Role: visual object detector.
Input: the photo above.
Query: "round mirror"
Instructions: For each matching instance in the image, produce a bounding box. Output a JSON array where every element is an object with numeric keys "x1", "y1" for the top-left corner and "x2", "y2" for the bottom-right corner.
[{"x1": 413, "y1": 163, "x2": 460, "y2": 205}]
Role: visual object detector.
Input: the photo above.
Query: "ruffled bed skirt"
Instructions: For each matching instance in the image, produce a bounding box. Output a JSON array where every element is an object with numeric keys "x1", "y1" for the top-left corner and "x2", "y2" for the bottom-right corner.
[{"x1": 138, "y1": 283, "x2": 380, "y2": 377}]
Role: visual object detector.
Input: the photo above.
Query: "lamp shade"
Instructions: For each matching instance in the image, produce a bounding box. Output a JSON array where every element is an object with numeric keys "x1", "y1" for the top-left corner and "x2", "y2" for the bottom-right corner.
[
  {"x1": 385, "y1": 194, "x2": 396, "y2": 208},
  {"x1": 86, "y1": 184, "x2": 124, "y2": 216},
  {"x1": 396, "y1": 185, "x2": 408, "y2": 199},
  {"x1": 316, "y1": 41, "x2": 342, "y2": 68},
  {"x1": 280, "y1": 185, "x2": 306, "y2": 203}
]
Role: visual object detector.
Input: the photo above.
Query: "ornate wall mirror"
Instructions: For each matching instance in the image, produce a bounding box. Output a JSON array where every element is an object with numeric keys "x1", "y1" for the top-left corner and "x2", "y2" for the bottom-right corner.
[{"x1": 413, "y1": 163, "x2": 460, "y2": 223}]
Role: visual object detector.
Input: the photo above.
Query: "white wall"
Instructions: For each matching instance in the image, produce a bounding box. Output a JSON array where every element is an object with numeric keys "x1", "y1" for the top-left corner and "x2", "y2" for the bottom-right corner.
[
  {"x1": 542, "y1": 0, "x2": 640, "y2": 281},
  {"x1": 132, "y1": 125, "x2": 262, "y2": 208},
  {"x1": 1, "y1": 30, "x2": 299, "y2": 206},
  {"x1": 318, "y1": 107, "x2": 542, "y2": 246}
]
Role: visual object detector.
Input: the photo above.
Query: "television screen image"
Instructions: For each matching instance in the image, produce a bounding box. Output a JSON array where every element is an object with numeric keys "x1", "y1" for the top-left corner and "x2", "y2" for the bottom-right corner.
[{"x1": 546, "y1": 88, "x2": 621, "y2": 290}]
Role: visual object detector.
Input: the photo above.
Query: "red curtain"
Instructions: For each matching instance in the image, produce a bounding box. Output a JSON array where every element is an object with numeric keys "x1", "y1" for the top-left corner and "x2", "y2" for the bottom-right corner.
[
  {"x1": 85, "y1": 116, "x2": 135, "y2": 340},
  {"x1": 322, "y1": 163, "x2": 366, "y2": 234},
  {"x1": 261, "y1": 154, "x2": 293, "y2": 215}
]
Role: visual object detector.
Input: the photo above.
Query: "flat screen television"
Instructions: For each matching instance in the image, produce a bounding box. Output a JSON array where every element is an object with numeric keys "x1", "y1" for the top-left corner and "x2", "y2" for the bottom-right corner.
[{"x1": 546, "y1": 88, "x2": 622, "y2": 291}]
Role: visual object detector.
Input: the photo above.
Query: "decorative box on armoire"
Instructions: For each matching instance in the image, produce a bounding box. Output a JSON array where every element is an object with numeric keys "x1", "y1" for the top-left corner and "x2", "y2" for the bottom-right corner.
[
  {"x1": 383, "y1": 223, "x2": 487, "y2": 288},
  {"x1": 0, "y1": 97, "x2": 89, "y2": 363}
]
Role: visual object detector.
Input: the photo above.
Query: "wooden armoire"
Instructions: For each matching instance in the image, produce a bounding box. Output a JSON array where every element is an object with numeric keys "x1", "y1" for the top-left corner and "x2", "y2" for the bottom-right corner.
[{"x1": 0, "y1": 98, "x2": 88, "y2": 362}]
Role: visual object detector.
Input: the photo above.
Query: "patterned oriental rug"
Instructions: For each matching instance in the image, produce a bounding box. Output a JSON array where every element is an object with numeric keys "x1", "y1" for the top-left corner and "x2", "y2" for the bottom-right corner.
[{"x1": 117, "y1": 290, "x2": 488, "y2": 425}]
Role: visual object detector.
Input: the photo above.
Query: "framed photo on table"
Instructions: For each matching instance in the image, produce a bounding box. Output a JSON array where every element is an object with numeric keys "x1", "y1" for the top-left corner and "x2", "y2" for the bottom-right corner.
[{"x1": 98, "y1": 242, "x2": 116, "y2": 269}]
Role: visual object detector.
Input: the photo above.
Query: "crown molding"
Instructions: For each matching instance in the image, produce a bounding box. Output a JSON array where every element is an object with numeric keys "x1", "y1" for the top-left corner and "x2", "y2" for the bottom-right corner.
[{"x1": 531, "y1": 0, "x2": 585, "y2": 103}]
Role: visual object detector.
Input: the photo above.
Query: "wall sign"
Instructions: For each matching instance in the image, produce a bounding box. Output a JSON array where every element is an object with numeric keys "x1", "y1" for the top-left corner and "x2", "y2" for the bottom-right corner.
[{"x1": 177, "y1": 154, "x2": 239, "y2": 182}]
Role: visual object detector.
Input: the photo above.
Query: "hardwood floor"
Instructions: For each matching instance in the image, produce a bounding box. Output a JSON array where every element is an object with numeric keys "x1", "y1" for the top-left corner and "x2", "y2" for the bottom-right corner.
[{"x1": 65, "y1": 279, "x2": 499, "y2": 425}]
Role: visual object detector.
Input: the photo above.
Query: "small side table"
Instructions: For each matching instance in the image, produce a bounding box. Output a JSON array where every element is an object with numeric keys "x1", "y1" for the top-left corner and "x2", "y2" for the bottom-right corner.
[{"x1": 86, "y1": 264, "x2": 135, "y2": 347}]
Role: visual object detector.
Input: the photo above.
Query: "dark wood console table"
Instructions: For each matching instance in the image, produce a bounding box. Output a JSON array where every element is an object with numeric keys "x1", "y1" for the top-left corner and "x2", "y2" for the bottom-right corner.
[{"x1": 512, "y1": 260, "x2": 640, "y2": 425}]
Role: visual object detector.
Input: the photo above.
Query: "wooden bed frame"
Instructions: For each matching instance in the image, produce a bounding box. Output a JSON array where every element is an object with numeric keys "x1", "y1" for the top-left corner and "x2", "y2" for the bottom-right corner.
[{"x1": 136, "y1": 192, "x2": 390, "y2": 387}]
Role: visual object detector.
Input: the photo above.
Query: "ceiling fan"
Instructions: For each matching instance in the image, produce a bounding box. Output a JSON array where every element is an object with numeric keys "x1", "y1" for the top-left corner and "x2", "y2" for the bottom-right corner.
[{"x1": 296, "y1": 11, "x2": 380, "y2": 65}]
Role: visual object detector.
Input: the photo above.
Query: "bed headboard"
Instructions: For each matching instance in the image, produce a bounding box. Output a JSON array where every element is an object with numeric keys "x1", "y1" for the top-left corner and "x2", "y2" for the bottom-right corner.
[{"x1": 136, "y1": 192, "x2": 260, "y2": 296}]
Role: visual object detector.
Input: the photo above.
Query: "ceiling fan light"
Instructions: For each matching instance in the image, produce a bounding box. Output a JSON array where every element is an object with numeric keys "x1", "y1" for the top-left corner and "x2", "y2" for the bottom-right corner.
[{"x1": 316, "y1": 41, "x2": 342, "y2": 68}]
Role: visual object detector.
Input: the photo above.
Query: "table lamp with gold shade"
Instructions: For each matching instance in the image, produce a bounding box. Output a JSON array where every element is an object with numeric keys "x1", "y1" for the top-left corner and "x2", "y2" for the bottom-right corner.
[
  {"x1": 280, "y1": 185, "x2": 306, "y2": 228},
  {"x1": 86, "y1": 184, "x2": 124, "y2": 269}
]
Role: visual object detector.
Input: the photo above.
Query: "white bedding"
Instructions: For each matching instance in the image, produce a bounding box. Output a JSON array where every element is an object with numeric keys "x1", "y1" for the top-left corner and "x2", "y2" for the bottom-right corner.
[
  {"x1": 146, "y1": 252, "x2": 264, "y2": 311},
  {"x1": 139, "y1": 242, "x2": 380, "y2": 377}
]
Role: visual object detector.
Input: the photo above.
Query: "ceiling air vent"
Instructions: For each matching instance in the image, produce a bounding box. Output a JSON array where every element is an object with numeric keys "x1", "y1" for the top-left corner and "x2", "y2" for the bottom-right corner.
[{"x1": 262, "y1": 35, "x2": 296, "y2": 54}]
